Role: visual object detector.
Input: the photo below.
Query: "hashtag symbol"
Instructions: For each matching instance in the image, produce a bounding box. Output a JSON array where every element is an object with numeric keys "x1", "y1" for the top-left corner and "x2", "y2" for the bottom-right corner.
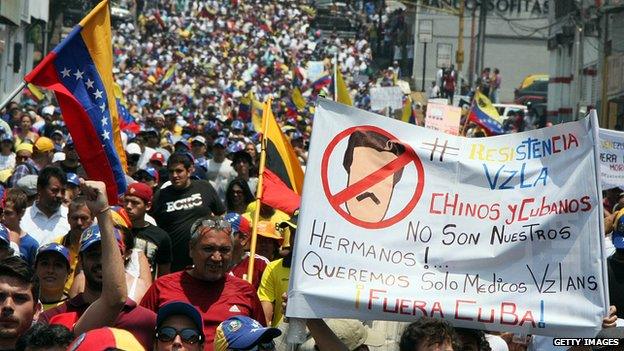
[{"x1": 421, "y1": 137, "x2": 459, "y2": 162}]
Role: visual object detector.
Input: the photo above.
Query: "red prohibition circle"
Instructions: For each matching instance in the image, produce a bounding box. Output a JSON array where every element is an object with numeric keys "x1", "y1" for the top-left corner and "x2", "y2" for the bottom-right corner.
[{"x1": 321, "y1": 125, "x2": 425, "y2": 229}]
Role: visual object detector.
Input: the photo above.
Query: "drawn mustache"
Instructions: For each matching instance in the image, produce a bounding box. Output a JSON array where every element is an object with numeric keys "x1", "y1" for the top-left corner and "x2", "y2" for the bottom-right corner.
[{"x1": 356, "y1": 192, "x2": 380, "y2": 205}]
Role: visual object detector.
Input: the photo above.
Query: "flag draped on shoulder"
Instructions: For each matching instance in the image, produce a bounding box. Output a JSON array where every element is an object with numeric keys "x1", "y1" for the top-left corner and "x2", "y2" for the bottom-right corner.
[
  {"x1": 259, "y1": 102, "x2": 304, "y2": 213},
  {"x1": 24, "y1": 0, "x2": 127, "y2": 204},
  {"x1": 468, "y1": 91, "x2": 505, "y2": 135}
]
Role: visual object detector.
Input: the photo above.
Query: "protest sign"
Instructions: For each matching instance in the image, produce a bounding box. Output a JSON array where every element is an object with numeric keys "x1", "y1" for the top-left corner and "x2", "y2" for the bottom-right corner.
[
  {"x1": 425, "y1": 103, "x2": 461, "y2": 136},
  {"x1": 599, "y1": 128, "x2": 624, "y2": 190},
  {"x1": 370, "y1": 87, "x2": 403, "y2": 111},
  {"x1": 288, "y1": 100, "x2": 608, "y2": 338},
  {"x1": 306, "y1": 61, "x2": 325, "y2": 82}
]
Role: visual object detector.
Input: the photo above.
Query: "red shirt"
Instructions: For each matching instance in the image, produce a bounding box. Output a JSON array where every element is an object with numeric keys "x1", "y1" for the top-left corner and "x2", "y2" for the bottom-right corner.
[
  {"x1": 140, "y1": 271, "x2": 266, "y2": 350},
  {"x1": 228, "y1": 253, "x2": 269, "y2": 290},
  {"x1": 39, "y1": 294, "x2": 156, "y2": 350}
]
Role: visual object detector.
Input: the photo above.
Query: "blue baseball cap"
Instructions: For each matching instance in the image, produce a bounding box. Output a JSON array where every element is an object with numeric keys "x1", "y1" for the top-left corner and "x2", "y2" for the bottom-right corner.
[
  {"x1": 0, "y1": 133, "x2": 13, "y2": 142},
  {"x1": 226, "y1": 141, "x2": 245, "y2": 154},
  {"x1": 291, "y1": 131, "x2": 304, "y2": 140},
  {"x1": 214, "y1": 137, "x2": 228, "y2": 148},
  {"x1": 156, "y1": 301, "x2": 205, "y2": 341},
  {"x1": 66, "y1": 173, "x2": 80, "y2": 187},
  {"x1": 175, "y1": 139, "x2": 191, "y2": 151},
  {"x1": 224, "y1": 212, "x2": 250, "y2": 235},
  {"x1": 214, "y1": 316, "x2": 281, "y2": 351},
  {"x1": 80, "y1": 224, "x2": 123, "y2": 253},
  {"x1": 231, "y1": 120, "x2": 245, "y2": 130},
  {"x1": 36, "y1": 243, "x2": 70, "y2": 267}
]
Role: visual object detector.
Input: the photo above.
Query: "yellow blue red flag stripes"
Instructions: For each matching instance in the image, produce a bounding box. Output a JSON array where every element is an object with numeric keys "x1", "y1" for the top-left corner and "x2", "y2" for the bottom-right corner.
[
  {"x1": 468, "y1": 91, "x2": 505, "y2": 135},
  {"x1": 24, "y1": 0, "x2": 127, "y2": 204}
]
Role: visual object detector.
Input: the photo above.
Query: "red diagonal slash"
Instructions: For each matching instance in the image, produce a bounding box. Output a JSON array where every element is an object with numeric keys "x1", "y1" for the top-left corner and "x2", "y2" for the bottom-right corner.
[{"x1": 329, "y1": 151, "x2": 413, "y2": 206}]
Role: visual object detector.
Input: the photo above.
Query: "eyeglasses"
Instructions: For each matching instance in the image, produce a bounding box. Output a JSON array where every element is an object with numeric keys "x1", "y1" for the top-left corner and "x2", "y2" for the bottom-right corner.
[
  {"x1": 156, "y1": 327, "x2": 203, "y2": 344},
  {"x1": 190, "y1": 218, "x2": 231, "y2": 236}
]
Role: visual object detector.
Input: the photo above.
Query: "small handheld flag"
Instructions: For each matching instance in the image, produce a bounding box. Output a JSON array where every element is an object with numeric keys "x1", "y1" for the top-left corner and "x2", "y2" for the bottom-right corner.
[{"x1": 468, "y1": 91, "x2": 505, "y2": 135}]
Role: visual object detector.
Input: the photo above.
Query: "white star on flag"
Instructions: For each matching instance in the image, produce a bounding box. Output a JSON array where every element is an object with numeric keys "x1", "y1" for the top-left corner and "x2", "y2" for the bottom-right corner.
[
  {"x1": 93, "y1": 89, "x2": 103, "y2": 99},
  {"x1": 74, "y1": 69, "x2": 84, "y2": 80},
  {"x1": 101, "y1": 130, "x2": 110, "y2": 140},
  {"x1": 85, "y1": 79, "x2": 94, "y2": 89},
  {"x1": 61, "y1": 68, "x2": 71, "y2": 78},
  {"x1": 99, "y1": 103, "x2": 106, "y2": 112},
  {"x1": 101, "y1": 117, "x2": 108, "y2": 126}
]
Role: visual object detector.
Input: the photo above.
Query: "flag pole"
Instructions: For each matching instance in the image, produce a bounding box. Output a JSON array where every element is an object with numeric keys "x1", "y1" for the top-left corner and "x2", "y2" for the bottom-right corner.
[
  {"x1": 247, "y1": 97, "x2": 271, "y2": 285},
  {"x1": 333, "y1": 53, "x2": 338, "y2": 102},
  {"x1": 0, "y1": 81, "x2": 26, "y2": 111}
]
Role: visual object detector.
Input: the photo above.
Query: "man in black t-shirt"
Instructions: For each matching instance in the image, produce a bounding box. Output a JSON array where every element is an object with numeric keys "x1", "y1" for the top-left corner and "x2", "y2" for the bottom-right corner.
[
  {"x1": 151, "y1": 153, "x2": 225, "y2": 271},
  {"x1": 123, "y1": 182, "x2": 172, "y2": 278}
]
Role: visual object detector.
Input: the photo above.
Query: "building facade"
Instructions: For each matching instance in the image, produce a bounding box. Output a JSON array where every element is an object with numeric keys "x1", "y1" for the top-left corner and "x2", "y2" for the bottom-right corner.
[
  {"x1": 0, "y1": 0, "x2": 49, "y2": 103},
  {"x1": 407, "y1": 0, "x2": 550, "y2": 103}
]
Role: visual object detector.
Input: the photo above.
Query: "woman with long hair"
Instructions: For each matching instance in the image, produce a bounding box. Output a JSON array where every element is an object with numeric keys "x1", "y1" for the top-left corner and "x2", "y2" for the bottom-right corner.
[{"x1": 225, "y1": 178, "x2": 255, "y2": 214}]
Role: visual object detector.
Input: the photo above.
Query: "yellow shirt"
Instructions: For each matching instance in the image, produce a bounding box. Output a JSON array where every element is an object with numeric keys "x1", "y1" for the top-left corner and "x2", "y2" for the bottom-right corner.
[
  {"x1": 53, "y1": 234, "x2": 79, "y2": 294},
  {"x1": 257, "y1": 258, "x2": 290, "y2": 327}
]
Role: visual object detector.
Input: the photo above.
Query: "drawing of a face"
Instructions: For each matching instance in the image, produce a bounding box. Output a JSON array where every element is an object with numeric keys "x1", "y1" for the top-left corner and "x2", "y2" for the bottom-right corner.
[{"x1": 343, "y1": 131, "x2": 405, "y2": 223}]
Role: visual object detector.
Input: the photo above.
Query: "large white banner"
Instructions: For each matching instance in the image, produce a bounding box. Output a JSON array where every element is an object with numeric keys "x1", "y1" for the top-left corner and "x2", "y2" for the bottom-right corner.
[
  {"x1": 288, "y1": 100, "x2": 608, "y2": 338},
  {"x1": 599, "y1": 128, "x2": 624, "y2": 190}
]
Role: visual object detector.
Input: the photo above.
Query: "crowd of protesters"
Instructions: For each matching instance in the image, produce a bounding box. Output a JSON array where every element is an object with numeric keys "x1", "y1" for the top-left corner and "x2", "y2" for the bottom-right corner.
[{"x1": 0, "y1": 0, "x2": 619, "y2": 350}]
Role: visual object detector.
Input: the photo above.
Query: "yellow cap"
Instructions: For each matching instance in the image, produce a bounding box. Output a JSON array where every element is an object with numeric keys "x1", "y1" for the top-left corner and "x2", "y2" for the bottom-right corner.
[
  {"x1": 15, "y1": 143, "x2": 33, "y2": 154},
  {"x1": 256, "y1": 221, "x2": 282, "y2": 242},
  {"x1": 34, "y1": 137, "x2": 54, "y2": 153}
]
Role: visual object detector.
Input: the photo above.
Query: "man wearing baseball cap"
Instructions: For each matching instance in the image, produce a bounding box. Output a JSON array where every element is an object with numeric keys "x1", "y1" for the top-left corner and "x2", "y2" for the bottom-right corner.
[
  {"x1": 255, "y1": 221, "x2": 283, "y2": 261},
  {"x1": 34, "y1": 243, "x2": 71, "y2": 311},
  {"x1": 191, "y1": 136, "x2": 208, "y2": 166},
  {"x1": 124, "y1": 182, "x2": 172, "y2": 278},
  {"x1": 41, "y1": 183, "x2": 157, "y2": 349},
  {"x1": 224, "y1": 212, "x2": 269, "y2": 289},
  {"x1": 154, "y1": 301, "x2": 205, "y2": 351}
]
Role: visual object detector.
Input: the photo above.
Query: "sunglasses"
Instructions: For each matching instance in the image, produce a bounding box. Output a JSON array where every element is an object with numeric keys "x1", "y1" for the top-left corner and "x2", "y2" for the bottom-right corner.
[
  {"x1": 156, "y1": 327, "x2": 203, "y2": 344},
  {"x1": 190, "y1": 218, "x2": 231, "y2": 235}
]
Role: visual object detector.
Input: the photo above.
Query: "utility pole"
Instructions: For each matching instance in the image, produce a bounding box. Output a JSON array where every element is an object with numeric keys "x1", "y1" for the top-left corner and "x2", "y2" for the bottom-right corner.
[
  {"x1": 456, "y1": 0, "x2": 465, "y2": 94},
  {"x1": 475, "y1": 1, "x2": 487, "y2": 75},
  {"x1": 468, "y1": 5, "x2": 477, "y2": 87},
  {"x1": 421, "y1": 42, "x2": 427, "y2": 91}
]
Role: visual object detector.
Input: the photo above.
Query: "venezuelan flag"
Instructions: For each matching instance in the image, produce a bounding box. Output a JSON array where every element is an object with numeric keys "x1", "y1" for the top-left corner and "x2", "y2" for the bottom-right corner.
[
  {"x1": 311, "y1": 74, "x2": 332, "y2": 91},
  {"x1": 161, "y1": 64, "x2": 177, "y2": 88},
  {"x1": 24, "y1": 0, "x2": 127, "y2": 204},
  {"x1": 468, "y1": 91, "x2": 505, "y2": 136}
]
